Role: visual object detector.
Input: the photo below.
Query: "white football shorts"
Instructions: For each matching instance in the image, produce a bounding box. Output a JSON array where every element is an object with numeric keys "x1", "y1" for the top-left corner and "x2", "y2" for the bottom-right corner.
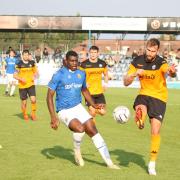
[
  {"x1": 7, "y1": 73, "x2": 18, "y2": 84},
  {"x1": 57, "y1": 103, "x2": 92, "y2": 127}
]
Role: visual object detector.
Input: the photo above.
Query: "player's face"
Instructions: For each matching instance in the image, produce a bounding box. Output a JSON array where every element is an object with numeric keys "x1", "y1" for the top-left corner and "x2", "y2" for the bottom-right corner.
[
  {"x1": 145, "y1": 45, "x2": 159, "y2": 62},
  {"x1": 66, "y1": 56, "x2": 78, "y2": 71},
  {"x1": 89, "y1": 49, "x2": 99, "y2": 61},
  {"x1": 22, "y1": 53, "x2": 29, "y2": 61},
  {"x1": 9, "y1": 51, "x2": 15, "y2": 57}
]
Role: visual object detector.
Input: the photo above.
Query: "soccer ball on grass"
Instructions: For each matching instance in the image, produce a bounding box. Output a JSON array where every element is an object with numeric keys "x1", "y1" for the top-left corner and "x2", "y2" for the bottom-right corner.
[{"x1": 113, "y1": 106, "x2": 130, "y2": 124}]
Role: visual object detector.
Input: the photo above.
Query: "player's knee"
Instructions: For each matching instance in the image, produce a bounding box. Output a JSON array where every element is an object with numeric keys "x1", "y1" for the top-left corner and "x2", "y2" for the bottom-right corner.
[
  {"x1": 76, "y1": 125, "x2": 85, "y2": 133},
  {"x1": 31, "y1": 100, "x2": 36, "y2": 104},
  {"x1": 89, "y1": 109, "x2": 96, "y2": 117},
  {"x1": 98, "y1": 108, "x2": 106, "y2": 115}
]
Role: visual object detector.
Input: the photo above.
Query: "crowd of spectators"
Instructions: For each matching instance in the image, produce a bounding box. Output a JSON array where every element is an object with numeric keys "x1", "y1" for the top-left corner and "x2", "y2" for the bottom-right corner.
[{"x1": 1, "y1": 46, "x2": 180, "y2": 82}]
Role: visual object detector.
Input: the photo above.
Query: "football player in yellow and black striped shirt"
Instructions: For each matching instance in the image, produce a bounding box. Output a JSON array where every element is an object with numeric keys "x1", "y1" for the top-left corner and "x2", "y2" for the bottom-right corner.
[
  {"x1": 80, "y1": 46, "x2": 109, "y2": 119},
  {"x1": 124, "y1": 38, "x2": 176, "y2": 175},
  {"x1": 14, "y1": 50, "x2": 39, "y2": 121}
]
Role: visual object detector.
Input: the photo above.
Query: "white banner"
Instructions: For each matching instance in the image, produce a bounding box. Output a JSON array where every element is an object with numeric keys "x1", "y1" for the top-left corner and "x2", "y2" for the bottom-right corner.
[{"x1": 82, "y1": 17, "x2": 147, "y2": 31}]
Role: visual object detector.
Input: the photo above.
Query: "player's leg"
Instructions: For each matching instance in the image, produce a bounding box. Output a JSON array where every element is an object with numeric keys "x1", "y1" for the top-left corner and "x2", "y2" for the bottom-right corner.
[
  {"x1": 135, "y1": 104, "x2": 147, "y2": 129},
  {"x1": 9, "y1": 80, "x2": 16, "y2": 96},
  {"x1": 5, "y1": 74, "x2": 11, "y2": 95},
  {"x1": 28, "y1": 85, "x2": 37, "y2": 121},
  {"x1": 84, "y1": 119, "x2": 119, "y2": 169},
  {"x1": 148, "y1": 98, "x2": 166, "y2": 175},
  {"x1": 148, "y1": 118, "x2": 161, "y2": 175},
  {"x1": 58, "y1": 105, "x2": 86, "y2": 166},
  {"x1": 134, "y1": 95, "x2": 148, "y2": 129},
  {"x1": 69, "y1": 119, "x2": 85, "y2": 166},
  {"x1": 19, "y1": 88, "x2": 28, "y2": 120}
]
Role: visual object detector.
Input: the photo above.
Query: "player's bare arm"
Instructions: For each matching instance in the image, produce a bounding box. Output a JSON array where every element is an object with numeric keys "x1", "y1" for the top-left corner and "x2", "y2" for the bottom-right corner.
[
  {"x1": 13, "y1": 71, "x2": 26, "y2": 83},
  {"x1": 123, "y1": 69, "x2": 144, "y2": 86},
  {"x1": 167, "y1": 64, "x2": 177, "y2": 77},
  {"x1": 103, "y1": 70, "x2": 109, "y2": 91},
  {"x1": 46, "y1": 88, "x2": 59, "y2": 130},
  {"x1": 81, "y1": 88, "x2": 101, "y2": 109}
]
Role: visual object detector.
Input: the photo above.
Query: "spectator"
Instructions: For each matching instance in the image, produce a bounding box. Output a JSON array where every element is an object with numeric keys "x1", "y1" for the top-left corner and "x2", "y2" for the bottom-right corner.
[
  {"x1": 34, "y1": 47, "x2": 41, "y2": 63},
  {"x1": 175, "y1": 48, "x2": 180, "y2": 64},
  {"x1": 53, "y1": 47, "x2": 62, "y2": 64},
  {"x1": 42, "y1": 48, "x2": 49, "y2": 63},
  {"x1": 79, "y1": 50, "x2": 88, "y2": 64}
]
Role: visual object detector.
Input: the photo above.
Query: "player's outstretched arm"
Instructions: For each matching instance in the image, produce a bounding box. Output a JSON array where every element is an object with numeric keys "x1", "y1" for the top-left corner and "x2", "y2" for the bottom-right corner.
[
  {"x1": 123, "y1": 73, "x2": 136, "y2": 86},
  {"x1": 167, "y1": 64, "x2": 177, "y2": 78},
  {"x1": 123, "y1": 69, "x2": 144, "y2": 86},
  {"x1": 46, "y1": 88, "x2": 59, "y2": 130}
]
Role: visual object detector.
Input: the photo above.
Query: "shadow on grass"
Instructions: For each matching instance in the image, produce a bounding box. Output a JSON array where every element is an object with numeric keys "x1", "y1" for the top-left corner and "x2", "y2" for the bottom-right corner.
[
  {"x1": 41, "y1": 145, "x2": 105, "y2": 167},
  {"x1": 13, "y1": 113, "x2": 24, "y2": 120},
  {"x1": 110, "y1": 149, "x2": 147, "y2": 171},
  {"x1": 41, "y1": 145, "x2": 74, "y2": 165}
]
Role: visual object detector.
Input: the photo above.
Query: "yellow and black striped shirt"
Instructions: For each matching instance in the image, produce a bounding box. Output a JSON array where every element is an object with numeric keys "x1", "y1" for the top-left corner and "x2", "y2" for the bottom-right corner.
[
  {"x1": 127, "y1": 55, "x2": 169, "y2": 102},
  {"x1": 80, "y1": 59, "x2": 108, "y2": 95},
  {"x1": 15, "y1": 60, "x2": 38, "y2": 89}
]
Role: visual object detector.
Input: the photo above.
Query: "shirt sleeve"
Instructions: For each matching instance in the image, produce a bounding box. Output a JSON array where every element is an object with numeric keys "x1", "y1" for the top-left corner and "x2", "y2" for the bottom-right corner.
[
  {"x1": 160, "y1": 62, "x2": 168, "y2": 74},
  {"x1": 104, "y1": 65, "x2": 108, "y2": 73},
  {"x1": 127, "y1": 63, "x2": 137, "y2": 75},
  {"x1": 82, "y1": 72, "x2": 87, "y2": 89},
  {"x1": 48, "y1": 73, "x2": 60, "y2": 91}
]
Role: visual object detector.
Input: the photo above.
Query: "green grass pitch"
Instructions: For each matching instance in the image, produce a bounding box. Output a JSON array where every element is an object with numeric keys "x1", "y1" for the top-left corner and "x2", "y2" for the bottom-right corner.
[{"x1": 0, "y1": 85, "x2": 180, "y2": 180}]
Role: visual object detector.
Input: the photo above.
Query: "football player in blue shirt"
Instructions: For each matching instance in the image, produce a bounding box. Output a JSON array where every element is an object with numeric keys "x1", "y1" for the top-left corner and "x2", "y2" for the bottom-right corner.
[
  {"x1": 3, "y1": 50, "x2": 18, "y2": 96},
  {"x1": 47, "y1": 50, "x2": 119, "y2": 169}
]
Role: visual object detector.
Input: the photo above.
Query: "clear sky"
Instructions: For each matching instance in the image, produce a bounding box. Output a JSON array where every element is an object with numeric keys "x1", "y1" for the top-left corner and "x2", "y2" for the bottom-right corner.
[
  {"x1": 0, "y1": 0, "x2": 179, "y2": 17},
  {"x1": 0, "y1": 0, "x2": 179, "y2": 40}
]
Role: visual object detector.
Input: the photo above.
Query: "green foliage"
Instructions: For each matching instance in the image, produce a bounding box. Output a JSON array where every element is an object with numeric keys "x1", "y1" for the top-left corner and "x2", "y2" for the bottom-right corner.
[
  {"x1": 0, "y1": 32, "x2": 88, "y2": 52},
  {"x1": 0, "y1": 86, "x2": 179, "y2": 179}
]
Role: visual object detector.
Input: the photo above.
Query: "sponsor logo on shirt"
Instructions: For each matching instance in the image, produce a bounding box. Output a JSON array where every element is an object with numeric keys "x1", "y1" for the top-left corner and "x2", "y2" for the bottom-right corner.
[
  {"x1": 152, "y1": 65, "x2": 156, "y2": 69},
  {"x1": 65, "y1": 83, "x2": 82, "y2": 89},
  {"x1": 139, "y1": 74, "x2": 155, "y2": 80},
  {"x1": 77, "y1": 74, "x2": 81, "y2": 79}
]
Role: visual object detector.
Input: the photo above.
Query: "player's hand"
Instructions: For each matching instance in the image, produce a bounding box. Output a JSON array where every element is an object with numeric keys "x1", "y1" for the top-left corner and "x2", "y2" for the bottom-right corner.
[
  {"x1": 19, "y1": 78, "x2": 26, "y2": 84},
  {"x1": 168, "y1": 64, "x2": 177, "y2": 74},
  {"x1": 50, "y1": 117, "x2": 59, "y2": 130},
  {"x1": 135, "y1": 69, "x2": 144, "y2": 76}
]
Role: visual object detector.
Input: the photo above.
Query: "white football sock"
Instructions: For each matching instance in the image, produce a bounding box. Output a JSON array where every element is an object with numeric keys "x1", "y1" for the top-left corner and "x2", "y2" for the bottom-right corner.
[
  {"x1": 10, "y1": 85, "x2": 16, "y2": 96},
  {"x1": 73, "y1": 132, "x2": 85, "y2": 150},
  {"x1": 92, "y1": 133, "x2": 113, "y2": 166},
  {"x1": 6, "y1": 83, "x2": 10, "y2": 92},
  {"x1": 148, "y1": 161, "x2": 156, "y2": 175}
]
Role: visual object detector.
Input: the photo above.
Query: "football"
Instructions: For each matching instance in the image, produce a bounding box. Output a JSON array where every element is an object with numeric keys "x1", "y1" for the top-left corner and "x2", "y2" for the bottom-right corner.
[{"x1": 113, "y1": 106, "x2": 130, "y2": 124}]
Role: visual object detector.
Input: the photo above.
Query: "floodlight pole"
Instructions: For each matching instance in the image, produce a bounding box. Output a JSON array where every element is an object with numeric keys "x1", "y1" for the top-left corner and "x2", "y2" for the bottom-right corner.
[{"x1": 88, "y1": 30, "x2": 92, "y2": 50}]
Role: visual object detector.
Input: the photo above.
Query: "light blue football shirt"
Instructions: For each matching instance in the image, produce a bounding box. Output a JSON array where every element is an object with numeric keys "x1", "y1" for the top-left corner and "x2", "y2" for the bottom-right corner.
[
  {"x1": 5, "y1": 57, "x2": 17, "y2": 74},
  {"x1": 48, "y1": 66, "x2": 87, "y2": 112}
]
